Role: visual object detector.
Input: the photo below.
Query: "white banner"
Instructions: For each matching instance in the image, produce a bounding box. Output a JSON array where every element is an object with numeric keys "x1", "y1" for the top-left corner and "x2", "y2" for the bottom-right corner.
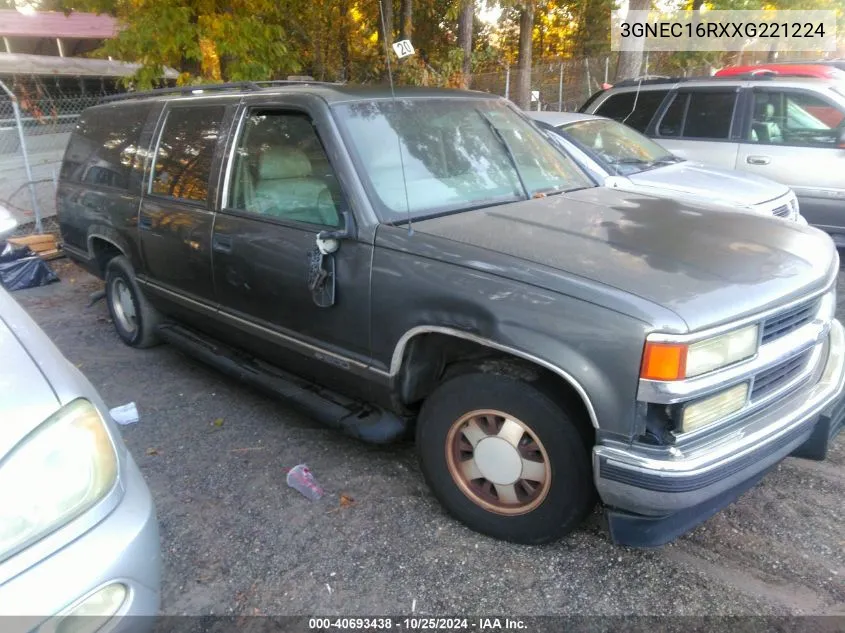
[{"x1": 611, "y1": 10, "x2": 837, "y2": 52}]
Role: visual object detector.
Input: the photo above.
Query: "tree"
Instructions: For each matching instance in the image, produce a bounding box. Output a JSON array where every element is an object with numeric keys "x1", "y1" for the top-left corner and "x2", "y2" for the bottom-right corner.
[
  {"x1": 457, "y1": 0, "x2": 474, "y2": 87},
  {"x1": 614, "y1": 0, "x2": 649, "y2": 81},
  {"x1": 58, "y1": 0, "x2": 302, "y2": 87},
  {"x1": 400, "y1": 0, "x2": 413, "y2": 40},
  {"x1": 515, "y1": 2, "x2": 535, "y2": 109},
  {"x1": 378, "y1": 0, "x2": 395, "y2": 46}
]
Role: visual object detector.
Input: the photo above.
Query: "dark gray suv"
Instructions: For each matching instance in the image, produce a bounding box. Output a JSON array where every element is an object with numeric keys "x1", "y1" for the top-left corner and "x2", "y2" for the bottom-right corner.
[{"x1": 56, "y1": 82, "x2": 845, "y2": 547}]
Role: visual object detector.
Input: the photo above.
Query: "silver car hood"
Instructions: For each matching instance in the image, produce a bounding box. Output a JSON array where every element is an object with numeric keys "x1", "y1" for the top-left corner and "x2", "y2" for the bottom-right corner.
[
  {"x1": 0, "y1": 314, "x2": 59, "y2": 459},
  {"x1": 0, "y1": 288, "x2": 117, "y2": 459},
  {"x1": 627, "y1": 161, "x2": 792, "y2": 208}
]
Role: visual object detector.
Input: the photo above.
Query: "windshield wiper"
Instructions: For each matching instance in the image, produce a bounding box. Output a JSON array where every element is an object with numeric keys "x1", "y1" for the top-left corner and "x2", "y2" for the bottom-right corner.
[{"x1": 476, "y1": 109, "x2": 531, "y2": 200}]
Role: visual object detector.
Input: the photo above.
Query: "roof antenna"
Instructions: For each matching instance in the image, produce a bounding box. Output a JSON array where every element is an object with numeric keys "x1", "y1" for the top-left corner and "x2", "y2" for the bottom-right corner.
[
  {"x1": 622, "y1": 75, "x2": 643, "y2": 126},
  {"x1": 378, "y1": 0, "x2": 414, "y2": 236}
]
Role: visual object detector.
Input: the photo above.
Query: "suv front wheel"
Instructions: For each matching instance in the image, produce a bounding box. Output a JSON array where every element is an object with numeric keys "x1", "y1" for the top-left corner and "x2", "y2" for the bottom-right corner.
[{"x1": 416, "y1": 372, "x2": 596, "y2": 544}]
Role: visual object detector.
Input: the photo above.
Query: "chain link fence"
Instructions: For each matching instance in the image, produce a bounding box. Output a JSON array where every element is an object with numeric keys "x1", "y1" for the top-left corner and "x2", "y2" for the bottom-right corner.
[
  {"x1": 470, "y1": 53, "x2": 717, "y2": 112},
  {"x1": 1, "y1": 76, "x2": 121, "y2": 234}
]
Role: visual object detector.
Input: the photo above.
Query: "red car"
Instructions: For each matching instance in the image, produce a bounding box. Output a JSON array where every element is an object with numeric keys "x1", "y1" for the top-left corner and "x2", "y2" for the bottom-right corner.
[{"x1": 714, "y1": 64, "x2": 845, "y2": 80}]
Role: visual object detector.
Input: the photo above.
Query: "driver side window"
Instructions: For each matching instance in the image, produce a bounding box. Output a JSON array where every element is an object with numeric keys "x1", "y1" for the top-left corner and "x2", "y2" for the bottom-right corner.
[{"x1": 228, "y1": 110, "x2": 342, "y2": 227}]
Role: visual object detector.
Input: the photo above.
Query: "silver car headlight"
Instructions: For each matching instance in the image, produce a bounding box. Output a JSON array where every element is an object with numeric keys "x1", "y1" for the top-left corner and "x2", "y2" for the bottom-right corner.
[{"x1": 0, "y1": 399, "x2": 118, "y2": 560}]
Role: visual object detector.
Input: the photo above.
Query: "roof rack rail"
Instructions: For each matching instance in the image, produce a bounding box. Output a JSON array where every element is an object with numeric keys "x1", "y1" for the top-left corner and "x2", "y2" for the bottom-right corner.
[
  {"x1": 99, "y1": 81, "x2": 262, "y2": 103},
  {"x1": 611, "y1": 73, "x2": 789, "y2": 88},
  {"x1": 249, "y1": 79, "x2": 344, "y2": 87},
  {"x1": 97, "y1": 78, "x2": 345, "y2": 104}
]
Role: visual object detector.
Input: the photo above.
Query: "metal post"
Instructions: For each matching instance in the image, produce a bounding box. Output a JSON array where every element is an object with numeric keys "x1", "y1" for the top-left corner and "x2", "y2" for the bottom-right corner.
[
  {"x1": 604, "y1": 56, "x2": 609, "y2": 84},
  {"x1": 2, "y1": 37, "x2": 11, "y2": 53},
  {"x1": 584, "y1": 58, "x2": 592, "y2": 98},
  {"x1": 504, "y1": 64, "x2": 510, "y2": 100},
  {"x1": 644, "y1": 53, "x2": 650, "y2": 77},
  {"x1": 557, "y1": 62, "x2": 564, "y2": 112},
  {"x1": 56, "y1": 38, "x2": 65, "y2": 57},
  {"x1": 0, "y1": 80, "x2": 41, "y2": 233}
]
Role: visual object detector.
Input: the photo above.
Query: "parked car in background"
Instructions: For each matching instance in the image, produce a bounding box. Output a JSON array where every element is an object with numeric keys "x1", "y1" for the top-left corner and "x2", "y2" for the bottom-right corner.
[
  {"x1": 580, "y1": 76, "x2": 845, "y2": 245},
  {"x1": 528, "y1": 111, "x2": 805, "y2": 223},
  {"x1": 0, "y1": 284, "x2": 160, "y2": 632},
  {"x1": 772, "y1": 59, "x2": 845, "y2": 73},
  {"x1": 57, "y1": 83, "x2": 844, "y2": 548},
  {"x1": 714, "y1": 64, "x2": 845, "y2": 80}
]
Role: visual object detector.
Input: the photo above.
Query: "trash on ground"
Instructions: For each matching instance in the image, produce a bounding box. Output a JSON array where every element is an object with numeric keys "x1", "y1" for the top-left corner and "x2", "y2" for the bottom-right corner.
[
  {"x1": 88, "y1": 288, "x2": 106, "y2": 306},
  {"x1": 6, "y1": 233, "x2": 62, "y2": 260},
  {"x1": 286, "y1": 464, "x2": 324, "y2": 500},
  {"x1": 0, "y1": 242, "x2": 59, "y2": 291},
  {"x1": 145, "y1": 447, "x2": 159, "y2": 456},
  {"x1": 339, "y1": 493, "x2": 356, "y2": 508},
  {"x1": 212, "y1": 417, "x2": 224, "y2": 427},
  {"x1": 110, "y1": 402, "x2": 139, "y2": 425}
]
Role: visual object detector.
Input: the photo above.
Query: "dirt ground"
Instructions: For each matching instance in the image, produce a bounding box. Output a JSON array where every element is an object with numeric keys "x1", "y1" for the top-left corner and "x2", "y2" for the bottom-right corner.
[{"x1": 13, "y1": 258, "x2": 845, "y2": 617}]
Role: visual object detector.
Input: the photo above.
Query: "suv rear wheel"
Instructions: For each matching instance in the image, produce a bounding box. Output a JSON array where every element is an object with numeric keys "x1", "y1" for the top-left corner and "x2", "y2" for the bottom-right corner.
[
  {"x1": 105, "y1": 255, "x2": 161, "y2": 348},
  {"x1": 416, "y1": 372, "x2": 596, "y2": 544}
]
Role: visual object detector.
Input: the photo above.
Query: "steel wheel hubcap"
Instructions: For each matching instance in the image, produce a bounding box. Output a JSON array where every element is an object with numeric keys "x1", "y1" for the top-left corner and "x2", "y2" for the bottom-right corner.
[
  {"x1": 111, "y1": 278, "x2": 137, "y2": 334},
  {"x1": 445, "y1": 409, "x2": 551, "y2": 515}
]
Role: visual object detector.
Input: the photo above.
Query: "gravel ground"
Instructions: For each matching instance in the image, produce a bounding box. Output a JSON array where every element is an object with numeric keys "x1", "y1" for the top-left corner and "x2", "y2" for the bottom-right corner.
[{"x1": 12, "y1": 258, "x2": 845, "y2": 617}]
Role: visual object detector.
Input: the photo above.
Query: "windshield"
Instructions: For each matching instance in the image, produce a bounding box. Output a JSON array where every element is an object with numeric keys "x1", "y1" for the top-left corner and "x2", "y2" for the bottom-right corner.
[
  {"x1": 332, "y1": 99, "x2": 593, "y2": 221},
  {"x1": 560, "y1": 119, "x2": 678, "y2": 176}
]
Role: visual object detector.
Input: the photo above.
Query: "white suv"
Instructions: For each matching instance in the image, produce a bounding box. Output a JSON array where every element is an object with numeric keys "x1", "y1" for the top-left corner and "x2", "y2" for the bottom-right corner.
[{"x1": 580, "y1": 77, "x2": 845, "y2": 245}]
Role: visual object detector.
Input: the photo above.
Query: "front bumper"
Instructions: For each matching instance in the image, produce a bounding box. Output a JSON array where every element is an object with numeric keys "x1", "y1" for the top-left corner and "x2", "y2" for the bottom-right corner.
[
  {"x1": 594, "y1": 318, "x2": 845, "y2": 548},
  {"x1": 0, "y1": 456, "x2": 161, "y2": 633}
]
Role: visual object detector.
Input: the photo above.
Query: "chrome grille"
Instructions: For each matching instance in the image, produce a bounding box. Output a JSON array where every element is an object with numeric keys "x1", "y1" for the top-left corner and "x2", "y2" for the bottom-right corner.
[
  {"x1": 772, "y1": 204, "x2": 791, "y2": 218},
  {"x1": 750, "y1": 350, "x2": 811, "y2": 401},
  {"x1": 761, "y1": 299, "x2": 820, "y2": 344}
]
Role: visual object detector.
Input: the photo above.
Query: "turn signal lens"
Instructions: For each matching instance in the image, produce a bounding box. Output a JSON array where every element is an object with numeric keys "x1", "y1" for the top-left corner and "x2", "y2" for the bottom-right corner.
[{"x1": 640, "y1": 342, "x2": 688, "y2": 381}]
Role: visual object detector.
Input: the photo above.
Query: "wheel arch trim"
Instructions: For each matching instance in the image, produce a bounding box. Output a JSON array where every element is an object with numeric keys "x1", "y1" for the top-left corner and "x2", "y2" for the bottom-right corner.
[
  {"x1": 86, "y1": 227, "x2": 129, "y2": 260},
  {"x1": 388, "y1": 325, "x2": 600, "y2": 429}
]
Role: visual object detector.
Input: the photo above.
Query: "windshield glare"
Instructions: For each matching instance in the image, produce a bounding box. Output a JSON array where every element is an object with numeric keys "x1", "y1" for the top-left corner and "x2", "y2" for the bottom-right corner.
[
  {"x1": 562, "y1": 119, "x2": 676, "y2": 175},
  {"x1": 333, "y1": 99, "x2": 593, "y2": 221}
]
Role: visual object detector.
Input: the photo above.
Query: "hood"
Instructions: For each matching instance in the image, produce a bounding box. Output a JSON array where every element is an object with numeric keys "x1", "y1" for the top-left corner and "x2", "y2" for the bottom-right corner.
[
  {"x1": 411, "y1": 187, "x2": 837, "y2": 332},
  {"x1": 0, "y1": 313, "x2": 60, "y2": 459},
  {"x1": 627, "y1": 161, "x2": 791, "y2": 209}
]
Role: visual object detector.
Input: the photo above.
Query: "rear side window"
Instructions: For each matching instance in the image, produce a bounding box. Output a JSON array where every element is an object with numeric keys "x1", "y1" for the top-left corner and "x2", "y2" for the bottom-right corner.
[
  {"x1": 61, "y1": 102, "x2": 152, "y2": 191},
  {"x1": 593, "y1": 90, "x2": 668, "y2": 132},
  {"x1": 657, "y1": 91, "x2": 737, "y2": 140},
  {"x1": 150, "y1": 105, "x2": 225, "y2": 203}
]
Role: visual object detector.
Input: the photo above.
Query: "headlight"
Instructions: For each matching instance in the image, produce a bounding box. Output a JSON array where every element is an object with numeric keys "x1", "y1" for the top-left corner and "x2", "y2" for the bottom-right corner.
[
  {"x1": 789, "y1": 194, "x2": 801, "y2": 220},
  {"x1": 641, "y1": 324, "x2": 759, "y2": 381},
  {"x1": 680, "y1": 382, "x2": 749, "y2": 433},
  {"x1": 0, "y1": 399, "x2": 118, "y2": 561}
]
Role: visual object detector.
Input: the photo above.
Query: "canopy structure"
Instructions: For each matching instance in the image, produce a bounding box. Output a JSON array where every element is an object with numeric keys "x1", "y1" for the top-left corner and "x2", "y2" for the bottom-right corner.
[{"x1": 0, "y1": 52, "x2": 179, "y2": 79}]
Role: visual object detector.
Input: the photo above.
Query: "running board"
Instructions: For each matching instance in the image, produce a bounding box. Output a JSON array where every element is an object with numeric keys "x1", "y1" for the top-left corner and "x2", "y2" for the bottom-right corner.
[{"x1": 157, "y1": 323, "x2": 409, "y2": 444}]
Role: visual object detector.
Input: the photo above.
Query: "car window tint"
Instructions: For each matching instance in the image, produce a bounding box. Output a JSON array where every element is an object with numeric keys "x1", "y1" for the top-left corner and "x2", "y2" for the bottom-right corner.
[
  {"x1": 748, "y1": 90, "x2": 845, "y2": 147},
  {"x1": 227, "y1": 110, "x2": 341, "y2": 227},
  {"x1": 657, "y1": 93, "x2": 687, "y2": 137},
  {"x1": 682, "y1": 92, "x2": 736, "y2": 139},
  {"x1": 593, "y1": 90, "x2": 667, "y2": 132},
  {"x1": 150, "y1": 106, "x2": 225, "y2": 203},
  {"x1": 61, "y1": 102, "x2": 152, "y2": 191}
]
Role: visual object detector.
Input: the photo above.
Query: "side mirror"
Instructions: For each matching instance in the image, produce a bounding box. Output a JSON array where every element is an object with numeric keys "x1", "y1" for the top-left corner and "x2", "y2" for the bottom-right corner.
[
  {"x1": 315, "y1": 210, "x2": 353, "y2": 255},
  {"x1": 309, "y1": 211, "x2": 354, "y2": 309}
]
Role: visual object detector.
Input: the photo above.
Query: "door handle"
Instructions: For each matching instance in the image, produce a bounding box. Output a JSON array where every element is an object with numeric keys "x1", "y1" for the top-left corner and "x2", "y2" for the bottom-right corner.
[
  {"x1": 138, "y1": 214, "x2": 153, "y2": 229},
  {"x1": 212, "y1": 234, "x2": 233, "y2": 253},
  {"x1": 746, "y1": 155, "x2": 771, "y2": 166}
]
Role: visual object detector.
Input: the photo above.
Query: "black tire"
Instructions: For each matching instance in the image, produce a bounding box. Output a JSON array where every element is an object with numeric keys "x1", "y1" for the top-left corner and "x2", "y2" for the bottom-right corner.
[
  {"x1": 416, "y1": 372, "x2": 596, "y2": 544},
  {"x1": 105, "y1": 255, "x2": 161, "y2": 348}
]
